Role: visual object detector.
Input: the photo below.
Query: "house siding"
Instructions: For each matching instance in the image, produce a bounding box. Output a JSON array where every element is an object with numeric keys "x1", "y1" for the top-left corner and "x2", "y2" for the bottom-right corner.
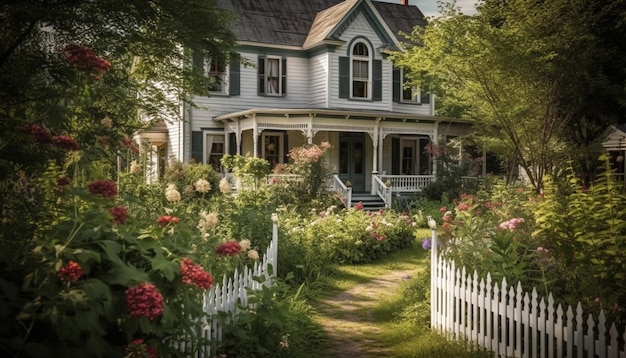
[{"x1": 309, "y1": 53, "x2": 330, "y2": 108}]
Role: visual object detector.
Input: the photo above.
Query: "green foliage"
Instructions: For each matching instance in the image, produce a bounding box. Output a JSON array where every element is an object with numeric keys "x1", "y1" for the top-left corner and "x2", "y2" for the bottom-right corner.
[{"x1": 215, "y1": 275, "x2": 325, "y2": 358}]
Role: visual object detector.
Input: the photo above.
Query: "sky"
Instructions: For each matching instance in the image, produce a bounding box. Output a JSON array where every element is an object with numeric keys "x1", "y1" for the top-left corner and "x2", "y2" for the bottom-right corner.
[{"x1": 378, "y1": 0, "x2": 478, "y2": 18}]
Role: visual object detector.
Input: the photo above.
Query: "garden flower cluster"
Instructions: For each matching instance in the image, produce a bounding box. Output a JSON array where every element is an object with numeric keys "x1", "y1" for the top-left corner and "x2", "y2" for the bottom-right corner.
[
  {"x1": 180, "y1": 258, "x2": 213, "y2": 289},
  {"x1": 58, "y1": 261, "x2": 83, "y2": 283},
  {"x1": 157, "y1": 215, "x2": 179, "y2": 225},
  {"x1": 88, "y1": 179, "x2": 118, "y2": 198},
  {"x1": 63, "y1": 44, "x2": 111, "y2": 79},
  {"x1": 109, "y1": 206, "x2": 128, "y2": 224},
  {"x1": 216, "y1": 241, "x2": 243, "y2": 257},
  {"x1": 124, "y1": 338, "x2": 158, "y2": 358},
  {"x1": 125, "y1": 283, "x2": 164, "y2": 320}
]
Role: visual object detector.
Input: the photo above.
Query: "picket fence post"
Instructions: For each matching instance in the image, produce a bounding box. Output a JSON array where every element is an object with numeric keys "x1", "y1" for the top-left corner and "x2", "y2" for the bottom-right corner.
[
  {"x1": 175, "y1": 213, "x2": 279, "y2": 356},
  {"x1": 429, "y1": 230, "x2": 626, "y2": 358}
]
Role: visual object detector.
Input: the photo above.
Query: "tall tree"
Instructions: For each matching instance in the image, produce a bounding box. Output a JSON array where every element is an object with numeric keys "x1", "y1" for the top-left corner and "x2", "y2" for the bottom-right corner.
[{"x1": 392, "y1": 0, "x2": 626, "y2": 190}]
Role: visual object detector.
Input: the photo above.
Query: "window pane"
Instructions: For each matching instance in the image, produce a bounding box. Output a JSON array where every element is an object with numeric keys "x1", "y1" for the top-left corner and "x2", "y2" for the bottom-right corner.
[
  {"x1": 353, "y1": 80, "x2": 367, "y2": 98},
  {"x1": 267, "y1": 58, "x2": 280, "y2": 94},
  {"x1": 353, "y1": 42, "x2": 368, "y2": 56}
]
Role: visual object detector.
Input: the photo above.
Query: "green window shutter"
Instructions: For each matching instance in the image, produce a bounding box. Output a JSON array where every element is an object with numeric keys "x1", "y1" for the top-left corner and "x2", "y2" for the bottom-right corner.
[
  {"x1": 191, "y1": 131, "x2": 203, "y2": 164},
  {"x1": 339, "y1": 56, "x2": 349, "y2": 98},
  {"x1": 229, "y1": 57, "x2": 240, "y2": 96},
  {"x1": 281, "y1": 57, "x2": 287, "y2": 96},
  {"x1": 392, "y1": 68, "x2": 400, "y2": 103},
  {"x1": 392, "y1": 137, "x2": 400, "y2": 175},
  {"x1": 372, "y1": 59, "x2": 382, "y2": 101},
  {"x1": 258, "y1": 55, "x2": 265, "y2": 96}
]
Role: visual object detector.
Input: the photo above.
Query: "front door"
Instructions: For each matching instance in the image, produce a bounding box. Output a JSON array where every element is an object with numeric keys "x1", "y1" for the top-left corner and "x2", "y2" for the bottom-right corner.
[{"x1": 339, "y1": 133, "x2": 365, "y2": 192}]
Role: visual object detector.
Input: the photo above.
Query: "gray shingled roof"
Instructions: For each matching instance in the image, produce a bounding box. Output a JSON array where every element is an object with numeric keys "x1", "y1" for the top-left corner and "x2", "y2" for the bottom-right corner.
[{"x1": 216, "y1": 0, "x2": 426, "y2": 47}]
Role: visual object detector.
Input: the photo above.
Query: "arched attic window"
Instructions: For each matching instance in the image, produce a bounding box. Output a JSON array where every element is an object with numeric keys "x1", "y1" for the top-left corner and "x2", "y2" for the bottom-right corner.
[{"x1": 351, "y1": 42, "x2": 371, "y2": 99}]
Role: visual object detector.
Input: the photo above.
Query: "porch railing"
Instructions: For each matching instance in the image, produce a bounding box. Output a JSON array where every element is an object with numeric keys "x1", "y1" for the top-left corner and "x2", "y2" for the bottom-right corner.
[
  {"x1": 377, "y1": 175, "x2": 436, "y2": 192},
  {"x1": 330, "y1": 174, "x2": 352, "y2": 208},
  {"x1": 372, "y1": 175, "x2": 392, "y2": 208}
]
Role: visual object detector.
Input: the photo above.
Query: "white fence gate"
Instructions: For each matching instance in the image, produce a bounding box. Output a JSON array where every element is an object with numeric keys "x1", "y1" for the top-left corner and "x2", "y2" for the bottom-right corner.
[
  {"x1": 175, "y1": 218, "x2": 279, "y2": 357},
  {"x1": 429, "y1": 228, "x2": 626, "y2": 358}
]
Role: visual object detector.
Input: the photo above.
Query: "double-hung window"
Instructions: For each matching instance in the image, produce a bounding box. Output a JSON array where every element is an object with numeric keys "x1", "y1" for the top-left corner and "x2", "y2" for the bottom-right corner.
[
  {"x1": 392, "y1": 67, "x2": 430, "y2": 104},
  {"x1": 206, "y1": 59, "x2": 227, "y2": 94},
  {"x1": 258, "y1": 55, "x2": 287, "y2": 96}
]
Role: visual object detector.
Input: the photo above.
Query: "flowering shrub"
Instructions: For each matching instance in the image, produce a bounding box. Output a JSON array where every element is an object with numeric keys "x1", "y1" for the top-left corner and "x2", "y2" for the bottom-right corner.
[
  {"x1": 216, "y1": 240, "x2": 243, "y2": 256},
  {"x1": 180, "y1": 258, "x2": 214, "y2": 289}
]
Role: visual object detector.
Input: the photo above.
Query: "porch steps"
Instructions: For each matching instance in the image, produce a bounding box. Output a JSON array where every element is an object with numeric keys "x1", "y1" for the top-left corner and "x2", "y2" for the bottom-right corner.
[{"x1": 350, "y1": 193, "x2": 386, "y2": 211}]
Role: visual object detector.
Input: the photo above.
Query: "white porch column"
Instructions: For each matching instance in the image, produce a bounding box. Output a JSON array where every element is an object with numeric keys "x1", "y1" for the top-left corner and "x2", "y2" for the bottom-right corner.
[
  {"x1": 307, "y1": 114, "x2": 314, "y2": 144},
  {"x1": 252, "y1": 115, "x2": 258, "y2": 158},
  {"x1": 432, "y1": 122, "x2": 439, "y2": 177}
]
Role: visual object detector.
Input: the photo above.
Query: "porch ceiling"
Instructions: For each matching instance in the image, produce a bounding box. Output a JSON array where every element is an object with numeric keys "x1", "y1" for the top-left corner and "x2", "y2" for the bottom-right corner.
[{"x1": 212, "y1": 108, "x2": 473, "y2": 125}]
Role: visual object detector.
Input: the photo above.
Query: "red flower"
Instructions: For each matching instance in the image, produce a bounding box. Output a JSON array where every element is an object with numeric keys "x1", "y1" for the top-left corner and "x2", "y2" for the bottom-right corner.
[
  {"x1": 21, "y1": 124, "x2": 52, "y2": 144},
  {"x1": 109, "y1": 206, "x2": 128, "y2": 224},
  {"x1": 58, "y1": 261, "x2": 83, "y2": 283},
  {"x1": 125, "y1": 283, "x2": 164, "y2": 320},
  {"x1": 439, "y1": 206, "x2": 447, "y2": 213},
  {"x1": 63, "y1": 44, "x2": 111, "y2": 79},
  {"x1": 57, "y1": 176, "x2": 71, "y2": 186},
  {"x1": 354, "y1": 202, "x2": 364, "y2": 211},
  {"x1": 215, "y1": 241, "x2": 242, "y2": 257},
  {"x1": 88, "y1": 180, "x2": 118, "y2": 198},
  {"x1": 457, "y1": 203, "x2": 470, "y2": 211},
  {"x1": 125, "y1": 339, "x2": 159, "y2": 358},
  {"x1": 157, "y1": 215, "x2": 179, "y2": 225},
  {"x1": 180, "y1": 258, "x2": 213, "y2": 289},
  {"x1": 52, "y1": 135, "x2": 80, "y2": 151}
]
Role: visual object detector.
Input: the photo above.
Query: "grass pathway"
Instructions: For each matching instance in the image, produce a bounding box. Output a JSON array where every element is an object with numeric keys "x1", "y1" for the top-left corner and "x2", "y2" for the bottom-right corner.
[
  {"x1": 316, "y1": 269, "x2": 416, "y2": 357},
  {"x1": 310, "y1": 229, "x2": 494, "y2": 358}
]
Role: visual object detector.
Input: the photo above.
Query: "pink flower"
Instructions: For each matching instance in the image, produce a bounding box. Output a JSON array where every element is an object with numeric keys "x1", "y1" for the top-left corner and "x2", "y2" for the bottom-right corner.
[
  {"x1": 157, "y1": 215, "x2": 179, "y2": 225},
  {"x1": 216, "y1": 241, "x2": 242, "y2": 256},
  {"x1": 457, "y1": 203, "x2": 470, "y2": 211},
  {"x1": 180, "y1": 258, "x2": 213, "y2": 289},
  {"x1": 125, "y1": 283, "x2": 164, "y2": 320},
  {"x1": 354, "y1": 202, "x2": 364, "y2": 211},
  {"x1": 498, "y1": 217, "x2": 525, "y2": 231},
  {"x1": 439, "y1": 206, "x2": 447, "y2": 213},
  {"x1": 58, "y1": 261, "x2": 83, "y2": 283},
  {"x1": 88, "y1": 180, "x2": 118, "y2": 198},
  {"x1": 109, "y1": 206, "x2": 128, "y2": 224}
]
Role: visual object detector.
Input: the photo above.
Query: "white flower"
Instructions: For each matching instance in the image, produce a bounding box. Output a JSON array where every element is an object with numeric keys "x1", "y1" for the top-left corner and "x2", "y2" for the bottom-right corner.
[
  {"x1": 247, "y1": 249, "x2": 259, "y2": 261},
  {"x1": 195, "y1": 178, "x2": 211, "y2": 193},
  {"x1": 219, "y1": 178, "x2": 231, "y2": 194},
  {"x1": 336, "y1": 219, "x2": 343, "y2": 223},
  {"x1": 165, "y1": 184, "x2": 181, "y2": 202},
  {"x1": 101, "y1": 117, "x2": 112, "y2": 128},
  {"x1": 239, "y1": 239, "x2": 252, "y2": 250},
  {"x1": 130, "y1": 160, "x2": 142, "y2": 174}
]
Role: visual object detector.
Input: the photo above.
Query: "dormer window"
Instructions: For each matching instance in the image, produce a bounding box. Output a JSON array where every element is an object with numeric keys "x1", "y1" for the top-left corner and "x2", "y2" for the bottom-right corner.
[{"x1": 351, "y1": 42, "x2": 371, "y2": 99}]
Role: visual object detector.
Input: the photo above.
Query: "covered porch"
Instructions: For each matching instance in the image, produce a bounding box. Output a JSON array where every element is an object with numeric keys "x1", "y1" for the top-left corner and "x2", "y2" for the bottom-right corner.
[{"x1": 213, "y1": 108, "x2": 474, "y2": 207}]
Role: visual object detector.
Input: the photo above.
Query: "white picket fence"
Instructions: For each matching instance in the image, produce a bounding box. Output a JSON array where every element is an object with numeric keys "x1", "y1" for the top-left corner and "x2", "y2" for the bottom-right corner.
[
  {"x1": 429, "y1": 228, "x2": 626, "y2": 358},
  {"x1": 175, "y1": 217, "x2": 279, "y2": 357}
]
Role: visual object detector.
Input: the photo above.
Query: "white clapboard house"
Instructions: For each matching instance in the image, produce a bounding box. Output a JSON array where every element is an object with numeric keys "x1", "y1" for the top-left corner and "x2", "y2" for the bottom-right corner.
[{"x1": 139, "y1": 0, "x2": 476, "y2": 206}]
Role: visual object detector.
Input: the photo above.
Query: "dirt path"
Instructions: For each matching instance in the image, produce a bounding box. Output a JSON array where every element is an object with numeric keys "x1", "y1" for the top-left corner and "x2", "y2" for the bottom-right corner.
[{"x1": 315, "y1": 270, "x2": 415, "y2": 357}]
